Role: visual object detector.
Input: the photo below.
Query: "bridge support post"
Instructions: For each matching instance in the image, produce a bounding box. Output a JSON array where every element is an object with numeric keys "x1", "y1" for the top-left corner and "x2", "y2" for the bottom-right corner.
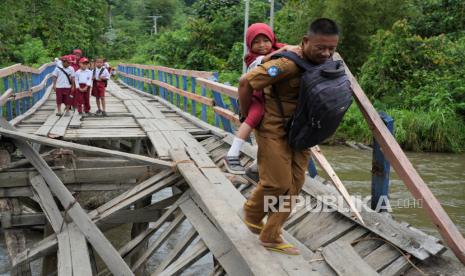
[
  {"x1": 307, "y1": 159, "x2": 318, "y2": 178},
  {"x1": 371, "y1": 112, "x2": 394, "y2": 212}
]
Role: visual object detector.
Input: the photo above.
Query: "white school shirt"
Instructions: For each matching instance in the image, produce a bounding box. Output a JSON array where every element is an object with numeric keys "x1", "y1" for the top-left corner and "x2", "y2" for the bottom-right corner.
[
  {"x1": 55, "y1": 58, "x2": 63, "y2": 68},
  {"x1": 75, "y1": 69, "x2": 93, "y2": 87},
  {"x1": 93, "y1": 67, "x2": 110, "y2": 81},
  {"x1": 52, "y1": 66, "x2": 75, "y2": 88},
  {"x1": 247, "y1": 55, "x2": 265, "y2": 72}
]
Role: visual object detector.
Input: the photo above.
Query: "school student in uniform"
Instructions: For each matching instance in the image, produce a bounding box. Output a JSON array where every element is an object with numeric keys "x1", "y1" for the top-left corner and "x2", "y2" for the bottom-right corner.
[
  {"x1": 51, "y1": 56, "x2": 75, "y2": 116},
  {"x1": 92, "y1": 58, "x2": 110, "y2": 116},
  {"x1": 74, "y1": 57, "x2": 93, "y2": 115}
]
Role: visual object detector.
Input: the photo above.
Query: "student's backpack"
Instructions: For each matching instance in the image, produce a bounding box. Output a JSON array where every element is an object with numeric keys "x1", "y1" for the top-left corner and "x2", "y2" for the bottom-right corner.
[{"x1": 272, "y1": 52, "x2": 353, "y2": 150}]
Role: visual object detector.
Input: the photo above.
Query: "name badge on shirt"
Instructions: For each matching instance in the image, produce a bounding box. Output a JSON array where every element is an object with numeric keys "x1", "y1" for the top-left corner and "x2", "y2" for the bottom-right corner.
[{"x1": 267, "y1": 66, "x2": 280, "y2": 77}]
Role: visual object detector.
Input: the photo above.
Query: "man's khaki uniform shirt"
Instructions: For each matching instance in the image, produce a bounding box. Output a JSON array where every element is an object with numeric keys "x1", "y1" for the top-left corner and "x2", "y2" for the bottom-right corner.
[{"x1": 245, "y1": 57, "x2": 302, "y2": 138}]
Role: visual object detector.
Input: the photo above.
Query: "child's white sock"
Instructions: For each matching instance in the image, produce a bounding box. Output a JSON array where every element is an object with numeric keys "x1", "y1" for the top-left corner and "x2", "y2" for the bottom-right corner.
[{"x1": 227, "y1": 137, "x2": 244, "y2": 157}]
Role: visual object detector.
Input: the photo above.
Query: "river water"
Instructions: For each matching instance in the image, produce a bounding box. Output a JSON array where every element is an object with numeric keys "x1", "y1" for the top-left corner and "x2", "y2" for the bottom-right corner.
[
  {"x1": 1, "y1": 146, "x2": 464, "y2": 274},
  {"x1": 319, "y1": 145, "x2": 465, "y2": 237}
]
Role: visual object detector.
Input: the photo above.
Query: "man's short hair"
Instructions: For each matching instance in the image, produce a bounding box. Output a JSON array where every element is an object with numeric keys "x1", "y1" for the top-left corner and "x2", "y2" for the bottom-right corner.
[{"x1": 308, "y1": 18, "x2": 339, "y2": 36}]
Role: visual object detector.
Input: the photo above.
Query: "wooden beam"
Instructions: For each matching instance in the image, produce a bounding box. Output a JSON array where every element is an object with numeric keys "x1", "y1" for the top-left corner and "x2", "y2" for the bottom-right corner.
[
  {"x1": 196, "y1": 78, "x2": 238, "y2": 99},
  {"x1": 335, "y1": 53, "x2": 465, "y2": 265},
  {"x1": 310, "y1": 146, "x2": 365, "y2": 225},
  {"x1": 0, "y1": 89, "x2": 13, "y2": 106},
  {"x1": 0, "y1": 126, "x2": 173, "y2": 168},
  {"x1": 0, "y1": 165, "x2": 156, "y2": 187}
]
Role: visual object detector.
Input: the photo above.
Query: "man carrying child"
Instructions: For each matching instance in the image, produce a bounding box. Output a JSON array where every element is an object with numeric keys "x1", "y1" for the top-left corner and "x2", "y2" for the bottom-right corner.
[{"x1": 239, "y1": 18, "x2": 340, "y2": 255}]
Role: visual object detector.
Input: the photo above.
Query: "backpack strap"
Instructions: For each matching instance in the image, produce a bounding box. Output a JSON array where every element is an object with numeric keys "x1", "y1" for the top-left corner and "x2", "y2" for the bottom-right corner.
[
  {"x1": 57, "y1": 67, "x2": 72, "y2": 86},
  {"x1": 272, "y1": 51, "x2": 313, "y2": 71}
]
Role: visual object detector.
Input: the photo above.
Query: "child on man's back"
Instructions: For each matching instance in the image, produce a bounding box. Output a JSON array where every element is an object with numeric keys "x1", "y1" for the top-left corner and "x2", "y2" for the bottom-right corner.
[{"x1": 223, "y1": 23, "x2": 301, "y2": 175}]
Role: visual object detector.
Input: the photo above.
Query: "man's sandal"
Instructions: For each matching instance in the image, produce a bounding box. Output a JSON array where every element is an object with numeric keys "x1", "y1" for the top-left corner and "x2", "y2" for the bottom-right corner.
[
  {"x1": 243, "y1": 220, "x2": 263, "y2": 235},
  {"x1": 262, "y1": 243, "x2": 300, "y2": 255}
]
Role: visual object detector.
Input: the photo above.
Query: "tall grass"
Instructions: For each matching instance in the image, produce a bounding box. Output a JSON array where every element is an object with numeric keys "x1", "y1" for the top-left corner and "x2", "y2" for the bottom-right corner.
[{"x1": 332, "y1": 106, "x2": 465, "y2": 153}]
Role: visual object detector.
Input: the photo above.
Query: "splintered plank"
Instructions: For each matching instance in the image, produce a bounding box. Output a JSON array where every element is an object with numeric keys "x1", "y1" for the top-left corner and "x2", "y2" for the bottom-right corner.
[
  {"x1": 322, "y1": 241, "x2": 379, "y2": 276},
  {"x1": 35, "y1": 113, "x2": 60, "y2": 136},
  {"x1": 157, "y1": 240, "x2": 209, "y2": 276},
  {"x1": 302, "y1": 177, "x2": 442, "y2": 260},
  {"x1": 48, "y1": 113, "x2": 73, "y2": 138},
  {"x1": 180, "y1": 197, "x2": 250, "y2": 276},
  {"x1": 29, "y1": 174, "x2": 63, "y2": 232},
  {"x1": 152, "y1": 227, "x2": 198, "y2": 275},
  {"x1": 131, "y1": 213, "x2": 186, "y2": 271},
  {"x1": 68, "y1": 111, "x2": 82, "y2": 129}
]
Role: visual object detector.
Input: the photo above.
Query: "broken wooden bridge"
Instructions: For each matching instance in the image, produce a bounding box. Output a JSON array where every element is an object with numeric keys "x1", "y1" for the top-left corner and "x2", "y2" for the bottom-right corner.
[{"x1": 0, "y1": 62, "x2": 458, "y2": 275}]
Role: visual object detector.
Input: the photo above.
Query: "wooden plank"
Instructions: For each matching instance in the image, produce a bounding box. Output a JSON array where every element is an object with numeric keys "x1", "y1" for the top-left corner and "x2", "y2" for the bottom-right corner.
[
  {"x1": 48, "y1": 113, "x2": 76, "y2": 137},
  {"x1": 322, "y1": 241, "x2": 379, "y2": 276},
  {"x1": 29, "y1": 174, "x2": 64, "y2": 232},
  {"x1": 0, "y1": 88, "x2": 13, "y2": 106},
  {"x1": 133, "y1": 100, "x2": 153, "y2": 118},
  {"x1": 336, "y1": 53, "x2": 465, "y2": 265},
  {"x1": 118, "y1": 194, "x2": 185, "y2": 259},
  {"x1": 0, "y1": 119, "x2": 134, "y2": 276},
  {"x1": 1, "y1": 165, "x2": 156, "y2": 187},
  {"x1": 146, "y1": 131, "x2": 171, "y2": 159},
  {"x1": 68, "y1": 111, "x2": 82, "y2": 129},
  {"x1": 171, "y1": 148, "x2": 291, "y2": 276},
  {"x1": 35, "y1": 113, "x2": 60, "y2": 136},
  {"x1": 131, "y1": 213, "x2": 186, "y2": 271},
  {"x1": 364, "y1": 244, "x2": 401, "y2": 271},
  {"x1": 197, "y1": 77, "x2": 238, "y2": 99},
  {"x1": 91, "y1": 174, "x2": 181, "y2": 224},
  {"x1": 68, "y1": 223, "x2": 93, "y2": 276},
  {"x1": 152, "y1": 227, "x2": 198, "y2": 275},
  {"x1": 11, "y1": 83, "x2": 54, "y2": 126},
  {"x1": 57, "y1": 224, "x2": 73, "y2": 276},
  {"x1": 180, "y1": 197, "x2": 251, "y2": 276},
  {"x1": 311, "y1": 146, "x2": 365, "y2": 225},
  {"x1": 301, "y1": 213, "x2": 356, "y2": 250},
  {"x1": 118, "y1": 80, "x2": 226, "y2": 138},
  {"x1": 157, "y1": 240, "x2": 210, "y2": 276},
  {"x1": 379, "y1": 256, "x2": 411, "y2": 276},
  {"x1": 0, "y1": 127, "x2": 173, "y2": 168},
  {"x1": 302, "y1": 177, "x2": 442, "y2": 259}
]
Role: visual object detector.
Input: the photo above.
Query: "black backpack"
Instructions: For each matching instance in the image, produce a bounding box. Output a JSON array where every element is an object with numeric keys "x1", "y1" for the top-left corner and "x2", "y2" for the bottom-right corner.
[{"x1": 272, "y1": 52, "x2": 353, "y2": 150}]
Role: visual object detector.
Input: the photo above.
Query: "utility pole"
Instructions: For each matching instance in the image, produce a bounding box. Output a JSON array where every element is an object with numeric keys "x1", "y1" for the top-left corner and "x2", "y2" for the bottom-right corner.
[
  {"x1": 108, "y1": 3, "x2": 112, "y2": 29},
  {"x1": 147, "y1": 15, "x2": 162, "y2": 36},
  {"x1": 269, "y1": 0, "x2": 275, "y2": 30},
  {"x1": 243, "y1": 0, "x2": 250, "y2": 74}
]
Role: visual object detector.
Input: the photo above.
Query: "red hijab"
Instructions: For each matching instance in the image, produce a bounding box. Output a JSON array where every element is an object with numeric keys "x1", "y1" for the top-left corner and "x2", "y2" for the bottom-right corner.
[{"x1": 244, "y1": 23, "x2": 286, "y2": 67}]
